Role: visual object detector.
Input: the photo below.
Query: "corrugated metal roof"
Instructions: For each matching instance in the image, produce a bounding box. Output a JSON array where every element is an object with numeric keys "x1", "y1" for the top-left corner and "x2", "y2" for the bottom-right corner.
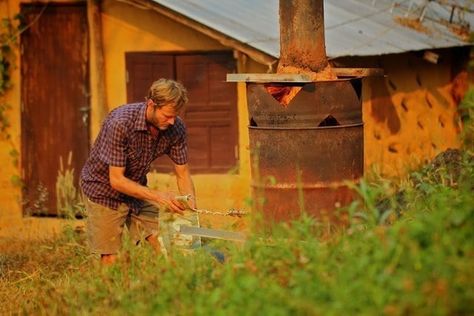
[{"x1": 152, "y1": 0, "x2": 473, "y2": 59}]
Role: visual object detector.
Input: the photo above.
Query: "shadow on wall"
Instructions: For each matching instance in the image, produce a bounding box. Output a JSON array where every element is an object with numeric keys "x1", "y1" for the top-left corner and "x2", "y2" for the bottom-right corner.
[{"x1": 333, "y1": 49, "x2": 466, "y2": 177}]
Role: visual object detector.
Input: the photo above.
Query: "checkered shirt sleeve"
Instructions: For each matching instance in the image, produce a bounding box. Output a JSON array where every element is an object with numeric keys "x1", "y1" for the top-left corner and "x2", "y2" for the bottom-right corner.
[
  {"x1": 167, "y1": 118, "x2": 188, "y2": 165},
  {"x1": 100, "y1": 120, "x2": 127, "y2": 167}
]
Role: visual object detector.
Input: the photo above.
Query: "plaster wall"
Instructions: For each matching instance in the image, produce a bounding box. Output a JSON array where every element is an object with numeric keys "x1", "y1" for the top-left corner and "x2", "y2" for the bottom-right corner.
[
  {"x1": 0, "y1": 0, "x2": 25, "y2": 235},
  {"x1": 359, "y1": 52, "x2": 462, "y2": 177},
  {"x1": 0, "y1": 0, "x2": 465, "y2": 238}
]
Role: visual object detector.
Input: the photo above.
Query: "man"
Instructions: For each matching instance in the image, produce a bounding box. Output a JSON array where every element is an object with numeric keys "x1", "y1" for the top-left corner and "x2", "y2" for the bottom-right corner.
[{"x1": 80, "y1": 78, "x2": 196, "y2": 265}]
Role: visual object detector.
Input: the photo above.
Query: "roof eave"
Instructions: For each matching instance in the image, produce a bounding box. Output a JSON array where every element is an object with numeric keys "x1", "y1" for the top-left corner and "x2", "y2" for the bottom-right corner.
[{"x1": 116, "y1": 0, "x2": 278, "y2": 67}]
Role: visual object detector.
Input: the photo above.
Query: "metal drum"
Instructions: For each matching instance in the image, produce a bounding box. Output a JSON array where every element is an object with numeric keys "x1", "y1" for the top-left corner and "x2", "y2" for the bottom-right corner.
[{"x1": 247, "y1": 77, "x2": 363, "y2": 222}]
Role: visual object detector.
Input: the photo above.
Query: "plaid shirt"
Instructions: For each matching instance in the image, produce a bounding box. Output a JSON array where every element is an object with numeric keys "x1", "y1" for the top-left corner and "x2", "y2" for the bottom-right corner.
[{"x1": 80, "y1": 102, "x2": 187, "y2": 213}]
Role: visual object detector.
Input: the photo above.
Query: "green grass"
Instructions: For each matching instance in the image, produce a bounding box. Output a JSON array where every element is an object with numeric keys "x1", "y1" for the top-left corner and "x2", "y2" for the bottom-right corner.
[
  {"x1": 1, "y1": 90, "x2": 474, "y2": 315},
  {"x1": 1, "y1": 153, "x2": 472, "y2": 315}
]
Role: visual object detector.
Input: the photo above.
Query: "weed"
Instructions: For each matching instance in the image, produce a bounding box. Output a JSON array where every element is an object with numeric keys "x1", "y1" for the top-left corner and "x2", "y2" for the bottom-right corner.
[{"x1": 56, "y1": 151, "x2": 85, "y2": 219}]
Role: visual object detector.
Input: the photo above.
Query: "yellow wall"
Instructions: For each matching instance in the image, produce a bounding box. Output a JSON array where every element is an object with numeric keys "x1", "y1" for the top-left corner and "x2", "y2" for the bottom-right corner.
[
  {"x1": 360, "y1": 53, "x2": 462, "y2": 178},
  {"x1": 0, "y1": 0, "x2": 23, "y2": 233},
  {"x1": 0, "y1": 0, "x2": 465, "y2": 238}
]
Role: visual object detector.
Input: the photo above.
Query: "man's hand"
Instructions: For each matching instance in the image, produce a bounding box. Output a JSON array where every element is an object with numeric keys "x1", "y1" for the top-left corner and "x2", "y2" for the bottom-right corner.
[
  {"x1": 109, "y1": 166, "x2": 187, "y2": 215},
  {"x1": 186, "y1": 195, "x2": 197, "y2": 209},
  {"x1": 176, "y1": 194, "x2": 197, "y2": 210},
  {"x1": 154, "y1": 191, "x2": 185, "y2": 215}
]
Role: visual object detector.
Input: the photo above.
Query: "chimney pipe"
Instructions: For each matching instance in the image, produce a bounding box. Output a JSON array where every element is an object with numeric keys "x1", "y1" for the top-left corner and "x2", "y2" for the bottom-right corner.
[{"x1": 277, "y1": 0, "x2": 336, "y2": 80}]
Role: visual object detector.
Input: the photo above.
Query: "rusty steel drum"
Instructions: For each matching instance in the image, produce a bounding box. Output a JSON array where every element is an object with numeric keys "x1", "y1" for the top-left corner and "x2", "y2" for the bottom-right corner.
[
  {"x1": 247, "y1": 77, "x2": 363, "y2": 222},
  {"x1": 247, "y1": 79, "x2": 362, "y2": 127}
]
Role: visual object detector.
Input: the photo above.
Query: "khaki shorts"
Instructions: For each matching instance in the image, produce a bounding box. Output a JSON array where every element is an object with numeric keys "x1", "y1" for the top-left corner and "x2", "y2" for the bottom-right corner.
[{"x1": 85, "y1": 198, "x2": 159, "y2": 255}]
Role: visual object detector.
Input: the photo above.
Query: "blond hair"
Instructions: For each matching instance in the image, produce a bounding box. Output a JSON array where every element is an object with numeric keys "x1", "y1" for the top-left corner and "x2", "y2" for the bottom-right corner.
[{"x1": 147, "y1": 78, "x2": 188, "y2": 112}]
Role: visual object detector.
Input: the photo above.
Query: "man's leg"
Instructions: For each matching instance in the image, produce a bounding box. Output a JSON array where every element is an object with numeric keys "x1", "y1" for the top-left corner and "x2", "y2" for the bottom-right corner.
[
  {"x1": 85, "y1": 199, "x2": 129, "y2": 265},
  {"x1": 129, "y1": 202, "x2": 161, "y2": 254}
]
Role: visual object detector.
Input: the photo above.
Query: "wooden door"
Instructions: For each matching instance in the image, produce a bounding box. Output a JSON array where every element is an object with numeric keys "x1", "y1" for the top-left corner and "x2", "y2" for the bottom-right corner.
[{"x1": 21, "y1": 4, "x2": 90, "y2": 215}]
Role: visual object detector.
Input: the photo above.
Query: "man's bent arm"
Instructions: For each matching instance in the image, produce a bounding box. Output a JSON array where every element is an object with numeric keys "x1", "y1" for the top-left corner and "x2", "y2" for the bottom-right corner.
[
  {"x1": 174, "y1": 163, "x2": 196, "y2": 208},
  {"x1": 109, "y1": 165, "x2": 184, "y2": 213}
]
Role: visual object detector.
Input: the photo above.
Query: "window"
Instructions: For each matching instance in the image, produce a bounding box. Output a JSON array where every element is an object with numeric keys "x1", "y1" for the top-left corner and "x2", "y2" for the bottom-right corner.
[{"x1": 125, "y1": 52, "x2": 238, "y2": 173}]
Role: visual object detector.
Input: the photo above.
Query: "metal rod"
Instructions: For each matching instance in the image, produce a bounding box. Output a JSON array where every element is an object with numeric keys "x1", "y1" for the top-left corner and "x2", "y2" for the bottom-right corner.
[{"x1": 179, "y1": 225, "x2": 246, "y2": 242}]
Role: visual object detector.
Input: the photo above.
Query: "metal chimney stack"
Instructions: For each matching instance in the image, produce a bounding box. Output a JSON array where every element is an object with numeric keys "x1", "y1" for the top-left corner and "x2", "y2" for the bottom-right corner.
[{"x1": 278, "y1": 0, "x2": 335, "y2": 80}]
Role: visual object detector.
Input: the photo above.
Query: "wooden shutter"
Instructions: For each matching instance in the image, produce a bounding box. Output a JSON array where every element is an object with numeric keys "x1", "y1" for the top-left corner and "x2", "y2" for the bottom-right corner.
[
  {"x1": 176, "y1": 54, "x2": 237, "y2": 172},
  {"x1": 125, "y1": 52, "x2": 237, "y2": 173},
  {"x1": 126, "y1": 53, "x2": 174, "y2": 103}
]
